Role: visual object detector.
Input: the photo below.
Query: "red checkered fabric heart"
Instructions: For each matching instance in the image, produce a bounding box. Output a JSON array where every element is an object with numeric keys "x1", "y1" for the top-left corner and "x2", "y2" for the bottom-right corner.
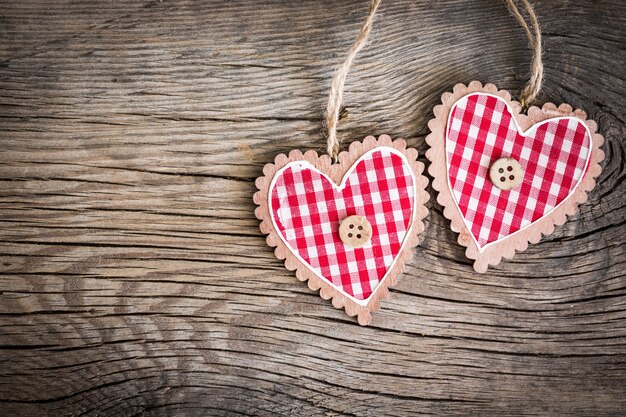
[
  {"x1": 446, "y1": 93, "x2": 592, "y2": 248},
  {"x1": 269, "y1": 148, "x2": 415, "y2": 301}
]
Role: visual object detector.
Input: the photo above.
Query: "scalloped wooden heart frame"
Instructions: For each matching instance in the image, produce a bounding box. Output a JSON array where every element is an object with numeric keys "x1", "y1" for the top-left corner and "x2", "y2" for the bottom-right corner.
[
  {"x1": 425, "y1": 81, "x2": 605, "y2": 273},
  {"x1": 254, "y1": 135, "x2": 429, "y2": 325}
]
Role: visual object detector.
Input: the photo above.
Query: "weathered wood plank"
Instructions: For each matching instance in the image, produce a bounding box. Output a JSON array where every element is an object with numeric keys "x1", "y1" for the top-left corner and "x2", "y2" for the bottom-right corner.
[{"x1": 1, "y1": 0, "x2": 625, "y2": 415}]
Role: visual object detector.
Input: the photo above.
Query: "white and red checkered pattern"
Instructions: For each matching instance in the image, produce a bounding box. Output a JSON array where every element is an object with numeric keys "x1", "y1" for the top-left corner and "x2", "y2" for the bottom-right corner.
[
  {"x1": 446, "y1": 93, "x2": 591, "y2": 248},
  {"x1": 269, "y1": 148, "x2": 415, "y2": 301}
]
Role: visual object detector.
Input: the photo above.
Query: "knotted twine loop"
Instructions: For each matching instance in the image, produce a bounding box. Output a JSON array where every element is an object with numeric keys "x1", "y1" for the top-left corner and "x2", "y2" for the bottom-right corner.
[
  {"x1": 324, "y1": 0, "x2": 382, "y2": 161},
  {"x1": 504, "y1": 0, "x2": 543, "y2": 109}
]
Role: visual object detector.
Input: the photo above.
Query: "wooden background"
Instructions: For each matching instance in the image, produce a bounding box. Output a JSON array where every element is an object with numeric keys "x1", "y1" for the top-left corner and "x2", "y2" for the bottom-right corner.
[{"x1": 1, "y1": 0, "x2": 625, "y2": 415}]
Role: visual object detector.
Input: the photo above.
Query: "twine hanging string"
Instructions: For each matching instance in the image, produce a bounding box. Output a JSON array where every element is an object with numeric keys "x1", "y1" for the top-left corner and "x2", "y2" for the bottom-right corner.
[
  {"x1": 323, "y1": 0, "x2": 542, "y2": 159},
  {"x1": 325, "y1": 0, "x2": 382, "y2": 161},
  {"x1": 504, "y1": 0, "x2": 543, "y2": 109}
]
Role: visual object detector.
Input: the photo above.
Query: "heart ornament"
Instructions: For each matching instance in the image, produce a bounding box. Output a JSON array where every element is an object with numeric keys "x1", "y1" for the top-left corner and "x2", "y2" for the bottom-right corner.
[
  {"x1": 426, "y1": 81, "x2": 604, "y2": 272},
  {"x1": 254, "y1": 135, "x2": 429, "y2": 324}
]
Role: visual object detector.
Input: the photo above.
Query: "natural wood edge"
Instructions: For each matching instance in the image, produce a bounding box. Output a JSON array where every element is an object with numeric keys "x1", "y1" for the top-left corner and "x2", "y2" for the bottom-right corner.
[
  {"x1": 254, "y1": 135, "x2": 429, "y2": 325},
  {"x1": 425, "y1": 81, "x2": 605, "y2": 273}
]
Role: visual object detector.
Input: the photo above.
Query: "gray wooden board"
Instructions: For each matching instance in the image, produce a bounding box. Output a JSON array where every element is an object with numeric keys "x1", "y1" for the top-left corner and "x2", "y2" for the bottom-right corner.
[{"x1": 0, "y1": 0, "x2": 625, "y2": 416}]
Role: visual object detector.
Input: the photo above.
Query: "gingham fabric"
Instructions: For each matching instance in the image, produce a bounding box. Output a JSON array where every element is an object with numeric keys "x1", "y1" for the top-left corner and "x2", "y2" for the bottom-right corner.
[
  {"x1": 446, "y1": 93, "x2": 591, "y2": 248},
  {"x1": 270, "y1": 148, "x2": 415, "y2": 301}
]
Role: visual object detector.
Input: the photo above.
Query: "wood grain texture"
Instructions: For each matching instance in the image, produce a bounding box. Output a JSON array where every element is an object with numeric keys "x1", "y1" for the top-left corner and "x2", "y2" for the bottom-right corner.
[{"x1": 0, "y1": 0, "x2": 624, "y2": 416}]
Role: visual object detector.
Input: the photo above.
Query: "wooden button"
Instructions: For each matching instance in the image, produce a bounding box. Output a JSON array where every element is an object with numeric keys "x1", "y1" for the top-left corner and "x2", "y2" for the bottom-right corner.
[
  {"x1": 489, "y1": 157, "x2": 523, "y2": 191},
  {"x1": 339, "y1": 215, "x2": 372, "y2": 248}
]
